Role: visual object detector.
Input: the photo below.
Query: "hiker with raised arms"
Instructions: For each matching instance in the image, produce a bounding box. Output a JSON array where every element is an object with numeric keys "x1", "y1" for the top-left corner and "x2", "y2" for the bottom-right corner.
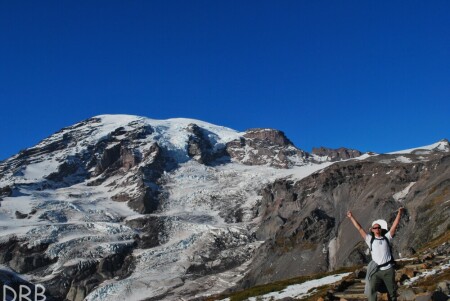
[{"x1": 347, "y1": 207, "x2": 404, "y2": 301}]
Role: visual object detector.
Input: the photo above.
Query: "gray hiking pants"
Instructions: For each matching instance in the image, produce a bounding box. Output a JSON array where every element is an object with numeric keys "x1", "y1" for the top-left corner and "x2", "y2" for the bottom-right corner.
[{"x1": 368, "y1": 267, "x2": 397, "y2": 301}]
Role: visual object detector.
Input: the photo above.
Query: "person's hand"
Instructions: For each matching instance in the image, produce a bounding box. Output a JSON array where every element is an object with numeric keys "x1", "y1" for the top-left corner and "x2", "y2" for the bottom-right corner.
[
  {"x1": 347, "y1": 211, "x2": 353, "y2": 218},
  {"x1": 398, "y1": 207, "x2": 405, "y2": 214}
]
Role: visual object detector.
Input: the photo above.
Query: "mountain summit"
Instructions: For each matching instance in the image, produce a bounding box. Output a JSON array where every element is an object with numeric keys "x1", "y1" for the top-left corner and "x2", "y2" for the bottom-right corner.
[{"x1": 0, "y1": 115, "x2": 448, "y2": 301}]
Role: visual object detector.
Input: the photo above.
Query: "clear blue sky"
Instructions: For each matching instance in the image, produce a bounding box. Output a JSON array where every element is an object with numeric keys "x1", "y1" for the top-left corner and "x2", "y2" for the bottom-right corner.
[{"x1": 1, "y1": 1, "x2": 449, "y2": 161}]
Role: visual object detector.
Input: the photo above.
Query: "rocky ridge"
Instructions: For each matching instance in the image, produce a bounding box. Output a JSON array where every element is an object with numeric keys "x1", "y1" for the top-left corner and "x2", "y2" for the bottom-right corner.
[
  {"x1": 311, "y1": 147, "x2": 363, "y2": 162},
  {"x1": 225, "y1": 128, "x2": 309, "y2": 168}
]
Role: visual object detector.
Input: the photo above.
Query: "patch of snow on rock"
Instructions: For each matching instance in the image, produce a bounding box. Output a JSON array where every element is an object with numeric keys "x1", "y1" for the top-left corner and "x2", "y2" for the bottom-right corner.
[
  {"x1": 393, "y1": 182, "x2": 415, "y2": 202},
  {"x1": 246, "y1": 273, "x2": 351, "y2": 301}
]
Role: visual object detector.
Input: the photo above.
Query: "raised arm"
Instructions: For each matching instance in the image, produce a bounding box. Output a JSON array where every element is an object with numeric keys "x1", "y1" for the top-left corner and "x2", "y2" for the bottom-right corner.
[
  {"x1": 347, "y1": 211, "x2": 367, "y2": 240},
  {"x1": 389, "y1": 207, "x2": 404, "y2": 237}
]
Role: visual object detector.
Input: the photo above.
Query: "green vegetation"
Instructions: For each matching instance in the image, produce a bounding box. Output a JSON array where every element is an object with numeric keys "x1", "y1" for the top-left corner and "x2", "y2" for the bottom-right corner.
[
  {"x1": 207, "y1": 267, "x2": 356, "y2": 301},
  {"x1": 418, "y1": 230, "x2": 450, "y2": 252},
  {"x1": 431, "y1": 187, "x2": 449, "y2": 205}
]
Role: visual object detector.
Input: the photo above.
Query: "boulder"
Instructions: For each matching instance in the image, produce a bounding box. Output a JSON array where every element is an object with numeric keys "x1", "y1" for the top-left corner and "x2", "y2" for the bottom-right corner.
[
  {"x1": 414, "y1": 292, "x2": 433, "y2": 301},
  {"x1": 436, "y1": 281, "x2": 450, "y2": 295},
  {"x1": 398, "y1": 288, "x2": 416, "y2": 301}
]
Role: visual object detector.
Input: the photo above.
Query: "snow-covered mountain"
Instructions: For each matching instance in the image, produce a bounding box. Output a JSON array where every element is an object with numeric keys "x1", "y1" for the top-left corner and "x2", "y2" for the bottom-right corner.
[{"x1": 0, "y1": 115, "x2": 448, "y2": 301}]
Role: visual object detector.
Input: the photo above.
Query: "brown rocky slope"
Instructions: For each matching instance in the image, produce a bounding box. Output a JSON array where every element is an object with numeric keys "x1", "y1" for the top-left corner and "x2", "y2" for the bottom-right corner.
[{"x1": 237, "y1": 149, "x2": 449, "y2": 289}]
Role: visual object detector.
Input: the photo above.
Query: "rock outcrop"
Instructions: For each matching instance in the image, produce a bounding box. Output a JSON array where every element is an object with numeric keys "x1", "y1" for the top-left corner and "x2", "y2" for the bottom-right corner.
[
  {"x1": 226, "y1": 128, "x2": 308, "y2": 168},
  {"x1": 312, "y1": 146, "x2": 363, "y2": 161},
  {"x1": 187, "y1": 123, "x2": 227, "y2": 164}
]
